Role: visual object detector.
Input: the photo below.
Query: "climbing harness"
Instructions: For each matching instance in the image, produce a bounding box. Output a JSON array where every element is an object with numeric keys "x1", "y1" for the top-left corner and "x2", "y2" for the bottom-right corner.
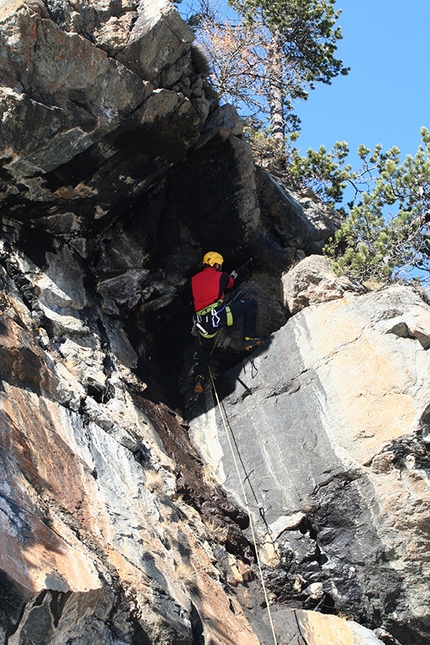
[
  {"x1": 190, "y1": 263, "x2": 248, "y2": 340},
  {"x1": 193, "y1": 300, "x2": 233, "y2": 339},
  {"x1": 196, "y1": 299, "x2": 223, "y2": 316},
  {"x1": 208, "y1": 366, "x2": 279, "y2": 645}
]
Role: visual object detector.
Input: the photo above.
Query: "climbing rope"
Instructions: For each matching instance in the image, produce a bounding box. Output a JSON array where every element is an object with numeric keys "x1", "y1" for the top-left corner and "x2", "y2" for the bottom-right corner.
[{"x1": 208, "y1": 366, "x2": 279, "y2": 645}]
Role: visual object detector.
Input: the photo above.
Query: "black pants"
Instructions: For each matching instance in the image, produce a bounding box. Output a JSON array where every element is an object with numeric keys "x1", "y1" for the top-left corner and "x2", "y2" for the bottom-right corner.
[{"x1": 195, "y1": 298, "x2": 258, "y2": 378}]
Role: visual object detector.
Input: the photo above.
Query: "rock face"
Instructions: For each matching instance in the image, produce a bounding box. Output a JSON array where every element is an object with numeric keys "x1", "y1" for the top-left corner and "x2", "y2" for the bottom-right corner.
[
  {"x1": 0, "y1": 245, "x2": 263, "y2": 645},
  {"x1": 190, "y1": 285, "x2": 430, "y2": 645},
  {"x1": 282, "y1": 254, "x2": 363, "y2": 313},
  {"x1": 0, "y1": 0, "x2": 205, "y2": 233},
  {"x1": 0, "y1": 1, "x2": 428, "y2": 645}
]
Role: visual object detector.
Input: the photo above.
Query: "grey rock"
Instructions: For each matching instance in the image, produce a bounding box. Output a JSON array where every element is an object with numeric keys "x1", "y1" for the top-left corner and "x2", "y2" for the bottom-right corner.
[
  {"x1": 270, "y1": 607, "x2": 385, "y2": 644},
  {"x1": 190, "y1": 286, "x2": 430, "y2": 643},
  {"x1": 0, "y1": 3, "x2": 151, "y2": 179},
  {"x1": 115, "y1": 0, "x2": 195, "y2": 88},
  {"x1": 256, "y1": 168, "x2": 341, "y2": 253},
  {"x1": 282, "y1": 254, "x2": 363, "y2": 314}
]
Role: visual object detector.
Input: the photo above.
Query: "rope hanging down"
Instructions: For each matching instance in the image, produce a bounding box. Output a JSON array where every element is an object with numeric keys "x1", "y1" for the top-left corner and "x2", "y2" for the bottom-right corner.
[{"x1": 208, "y1": 366, "x2": 279, "y2": 645}]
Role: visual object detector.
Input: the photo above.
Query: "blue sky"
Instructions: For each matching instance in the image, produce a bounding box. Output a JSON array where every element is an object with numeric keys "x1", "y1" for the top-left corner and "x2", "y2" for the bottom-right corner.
[{"x1": 295, "y1": 1, "x2": 430, "y2": 164}]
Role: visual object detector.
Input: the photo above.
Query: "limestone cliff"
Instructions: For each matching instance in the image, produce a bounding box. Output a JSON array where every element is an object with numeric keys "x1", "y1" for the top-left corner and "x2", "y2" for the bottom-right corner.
[
  {"x1": 190, "y1": 274, "x2": 430, "y2": 645},
  {"x1": 0, "y1": 1, "x2": 429, "y2": 645}
]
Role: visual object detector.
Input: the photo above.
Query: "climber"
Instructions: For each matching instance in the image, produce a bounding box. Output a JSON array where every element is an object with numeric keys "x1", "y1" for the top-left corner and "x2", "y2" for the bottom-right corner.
[{"x1": 191, "y1": 251, "x2": 264, "y2": 395}]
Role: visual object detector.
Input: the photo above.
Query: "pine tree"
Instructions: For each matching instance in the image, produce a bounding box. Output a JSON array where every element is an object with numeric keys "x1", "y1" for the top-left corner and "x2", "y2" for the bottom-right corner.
[
  {"x1": 186, "y1": 0, "x2": 348, "y2": 139},
  {"x1": 320, "y1": 128, "x2": 430, "y2": 285},
  {"x1": 248, "y1": 126, "x2": 430, "y2": 286}
]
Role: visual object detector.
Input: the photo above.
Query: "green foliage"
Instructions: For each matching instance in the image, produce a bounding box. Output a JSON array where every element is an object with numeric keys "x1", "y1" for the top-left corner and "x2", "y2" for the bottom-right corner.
[
  {"x1": 245, "y1": 128, "x2": 353, "y2": 206},
  {"x1": 246, "y1": 126, "x2": 430, "y2": 285},
  {"x1": 287, "y1": 140, "x2": 352, "y2": 206},
  {"x1": 228, "y1": 0, "x2": 348, "y2": 87},
  {"x1": 185, "y1": 0, "x2": 348, "y2": 138},
  {"x1": 323, "y1": 127, "x2": 430, "y2": 284}
]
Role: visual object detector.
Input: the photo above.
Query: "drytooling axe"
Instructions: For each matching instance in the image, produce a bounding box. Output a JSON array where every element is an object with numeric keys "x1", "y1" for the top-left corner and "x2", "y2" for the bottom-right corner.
[{"x1": 235, "y1": 257, "x2": 253, "y2": 273}]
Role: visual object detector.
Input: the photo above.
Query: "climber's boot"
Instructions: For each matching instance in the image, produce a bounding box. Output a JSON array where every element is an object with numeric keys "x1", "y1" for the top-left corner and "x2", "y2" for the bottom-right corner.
[
  {"x1": 194, "y1": 374, "x2": 205, "y2": 395},
  {"x1": 243, "y1": 337, "x2": 264, "y2": 351}
]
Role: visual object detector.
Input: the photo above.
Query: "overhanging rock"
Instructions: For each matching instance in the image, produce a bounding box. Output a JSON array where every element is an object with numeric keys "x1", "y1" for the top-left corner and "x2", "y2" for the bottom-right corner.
[{"x1": 0, "y1": 0, "x2": 210, "y2": 234}]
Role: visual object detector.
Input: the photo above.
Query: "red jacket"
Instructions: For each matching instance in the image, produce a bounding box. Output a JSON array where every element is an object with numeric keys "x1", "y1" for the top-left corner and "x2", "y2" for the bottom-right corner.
[{"x1": 192, "y1": 267, "x2": 234, "y2": 312}]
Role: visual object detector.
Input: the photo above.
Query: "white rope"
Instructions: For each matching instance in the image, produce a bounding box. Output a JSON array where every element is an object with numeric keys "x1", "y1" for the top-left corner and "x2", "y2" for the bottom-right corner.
[{"x1": 208, "y1": 366, "x2": 278, "y2": 645}]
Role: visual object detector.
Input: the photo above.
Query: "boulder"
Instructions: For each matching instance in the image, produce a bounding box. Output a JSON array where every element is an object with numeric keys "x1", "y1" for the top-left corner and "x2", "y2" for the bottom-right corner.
[
  {"x1": 282, "y1": 254, "x2": 363, "y2": 314},
  {"x1": 271, "y1": 608, "x2": 385, "y2": 645}
]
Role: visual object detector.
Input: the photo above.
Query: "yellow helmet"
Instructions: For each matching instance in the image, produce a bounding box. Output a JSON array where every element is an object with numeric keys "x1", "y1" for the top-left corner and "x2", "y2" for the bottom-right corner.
[{"x1": 203, "y1": 251, "x2": 224, "y2": 267}]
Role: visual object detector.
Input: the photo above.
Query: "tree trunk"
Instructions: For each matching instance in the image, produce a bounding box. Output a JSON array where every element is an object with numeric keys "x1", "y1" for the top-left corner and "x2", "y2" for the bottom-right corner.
[{"x1": 268, "y1": 32, "x2": 285, "y2": 141}]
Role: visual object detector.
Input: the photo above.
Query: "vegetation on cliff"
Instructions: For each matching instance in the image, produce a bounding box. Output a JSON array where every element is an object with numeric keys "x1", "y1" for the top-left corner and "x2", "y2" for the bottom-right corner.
[
  {"x1": 291, "y1": 128, "x2": 430, "y2": 285},
  {"x1": 180, "y1": 0, "x2": 430, "y2": 286}
]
